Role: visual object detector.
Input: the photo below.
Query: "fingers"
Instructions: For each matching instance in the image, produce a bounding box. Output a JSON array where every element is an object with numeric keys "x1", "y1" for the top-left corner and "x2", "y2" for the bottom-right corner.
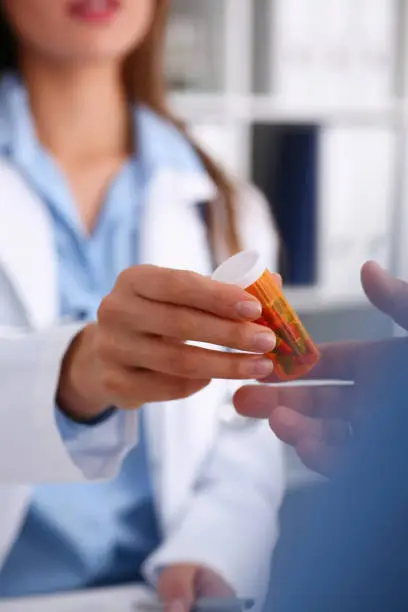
[
  {"x1": 296, "y1": 437, "x2": 348, "y2": 477},
  {"x1": 99, "y1": 294, "x2": 276, "y2": 353},
  {"x1": 195, "y1": 569, "x2": 235, "y2": 599},
  {"x1": 269, "y1": 406, "x2": 351, "y2": 447},
  {"x1": 234, "y1": 385, "x2": 352, "y2": 478},
  {"x1": 157, "y1": 566, "x2": 234, "y2": 612},
  {"x1": 116, "y1": 265, "x2": 263, "y2": 321},
  {"x1": 234, "y1": 385, "x2": 276, "y2": 418},
  {"x1": 234, "y1": 383, "x2": 353, "y2": 419},
  {"x1": 269, "y1": 407, "x2": 350, "y2": 477},
  {"x1": 101, "y1": 368, "x2": 210, "y2": 409},
  {"x1": 261, "y1": 340, "x2": 362, "y2": 384},
  {"x1": 95, "y1": 264, "x2": 281, "y2": 407},
  {"x1": 157, "y1": 566, "x2": 197, "y2": 612},
  {"x1": 100, "y1": 335, "x2": 274, "y2": 380},
  {"x1": 298, "y1": 341, "x2": 362, "y2": 381},
  {"x1": 361, "y1": 260, "x2": 408, "y2": 331}
]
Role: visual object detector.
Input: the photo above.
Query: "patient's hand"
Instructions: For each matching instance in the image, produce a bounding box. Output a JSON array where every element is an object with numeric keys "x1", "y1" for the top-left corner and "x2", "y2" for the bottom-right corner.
[
  {"x1": 234, "y1": 261, "x2": 408, "y2": 476},
  {"x1": 157, "y1": 564, "x2": 234, "y2": 612}
]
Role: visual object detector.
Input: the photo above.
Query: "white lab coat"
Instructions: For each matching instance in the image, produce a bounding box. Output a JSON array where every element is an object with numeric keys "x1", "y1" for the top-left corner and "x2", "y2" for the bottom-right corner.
[{"x1": 0, "y1": 159, "x2": 284, "y2": 597}]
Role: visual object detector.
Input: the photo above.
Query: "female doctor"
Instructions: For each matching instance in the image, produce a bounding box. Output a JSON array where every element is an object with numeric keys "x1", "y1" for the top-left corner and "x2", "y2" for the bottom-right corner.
[{"x1": 0, "y1": 0, "x2": 284, "y2": 604}]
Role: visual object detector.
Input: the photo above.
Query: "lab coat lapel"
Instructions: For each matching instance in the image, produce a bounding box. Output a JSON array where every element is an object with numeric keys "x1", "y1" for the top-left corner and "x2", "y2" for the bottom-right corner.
[
  {"x1": 0, "y1": 159, "x2": 58, "y2": 329},
  {"x1": 0, "y1": 158, "x2": 221, "y2": 527},
  {"x1": 141, "y1": 169, "x2": 221, "y2": 527},
  {"x1": 139, "y1": 169, "x2": 216, "y2": 270}
]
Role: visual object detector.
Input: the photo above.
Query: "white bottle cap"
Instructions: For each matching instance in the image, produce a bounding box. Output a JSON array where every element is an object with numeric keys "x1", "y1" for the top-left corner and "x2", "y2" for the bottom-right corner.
[{"x1": 212, "y1": 250, "x2": 267, "y2": 289}]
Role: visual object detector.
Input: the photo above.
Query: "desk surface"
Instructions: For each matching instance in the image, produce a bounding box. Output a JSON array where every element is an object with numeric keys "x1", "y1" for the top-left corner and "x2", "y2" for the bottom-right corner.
[{"x1": 0, "y1": 585, "x2": 156, "y2": 612}]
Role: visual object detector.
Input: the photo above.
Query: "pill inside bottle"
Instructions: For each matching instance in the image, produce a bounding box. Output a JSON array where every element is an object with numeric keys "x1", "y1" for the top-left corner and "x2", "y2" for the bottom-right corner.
[{"x1": 212, "y1": 250, "x2": 320, "y2": 381}]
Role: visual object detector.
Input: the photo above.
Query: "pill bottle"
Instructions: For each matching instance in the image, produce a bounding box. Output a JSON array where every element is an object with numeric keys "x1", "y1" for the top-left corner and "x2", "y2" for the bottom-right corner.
[{"x1": 212, "y1": 250, "x2": 320, "y2": 381}]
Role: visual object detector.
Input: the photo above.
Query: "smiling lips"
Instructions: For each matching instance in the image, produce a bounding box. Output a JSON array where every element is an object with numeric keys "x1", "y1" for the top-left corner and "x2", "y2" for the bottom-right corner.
[{"x1": 68, "y1": 0, "x2": 121, "y2": 23}]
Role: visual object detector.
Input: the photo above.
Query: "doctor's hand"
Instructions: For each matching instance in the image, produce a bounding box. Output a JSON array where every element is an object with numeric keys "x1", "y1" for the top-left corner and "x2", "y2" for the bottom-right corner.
[
  {"x1": 157, "y1": 564, "x2": 235, "y2": 612},
  {"x1": 234, "y1": 261, "x2": 408, "y2": 476},
  {"x1": 58, "y1": 265, "x2": 276, "y2": 421}
]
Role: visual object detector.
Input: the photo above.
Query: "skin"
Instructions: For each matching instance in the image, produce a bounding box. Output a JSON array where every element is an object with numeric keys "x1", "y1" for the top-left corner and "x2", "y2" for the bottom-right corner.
[
  {"x1": 234, "y1": 261, "x2": 408, "y2": 477},
  {"x1": 2, "y1": 0, "x2": 278, "y2": 604},
  {"x1": 157, "y1": 565, "x2": 234, "y2": 612}
]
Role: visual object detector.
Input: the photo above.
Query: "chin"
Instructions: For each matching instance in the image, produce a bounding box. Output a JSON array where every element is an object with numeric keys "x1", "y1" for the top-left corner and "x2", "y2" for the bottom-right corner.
[
  {"x1": 62, "y1": 17, "x2": 148, "y2": 59},
  {"x1": 30, "y1": 22, "x2": 147, "y2": 66},
  {"x1": 55, "y1": 36, "x2": 137, "y2": 63},
  {"x1": 72, "y1": 45, "x2": 132, "y2": 62}
]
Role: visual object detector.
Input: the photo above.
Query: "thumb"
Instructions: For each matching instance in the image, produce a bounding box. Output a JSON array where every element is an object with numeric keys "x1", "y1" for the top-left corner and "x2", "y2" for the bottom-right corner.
[
  {"x1": 157, "y1": 566, "x2": 197, "y2": 612},
  {"x1": 361, "y1": 261, "x2": 408, "y2": 331}
]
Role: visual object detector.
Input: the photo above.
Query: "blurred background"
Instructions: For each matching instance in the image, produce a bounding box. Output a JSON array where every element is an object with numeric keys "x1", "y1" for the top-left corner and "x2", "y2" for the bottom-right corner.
[{"x1": 164, "y1": 0, "x2": 407, "y2": 599}]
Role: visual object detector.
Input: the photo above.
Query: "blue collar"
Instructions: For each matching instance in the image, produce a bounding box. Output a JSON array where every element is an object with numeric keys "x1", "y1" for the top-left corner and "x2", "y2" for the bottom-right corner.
[{"x1": 0, "y1": 72, "x2": 206, "y2": 178}]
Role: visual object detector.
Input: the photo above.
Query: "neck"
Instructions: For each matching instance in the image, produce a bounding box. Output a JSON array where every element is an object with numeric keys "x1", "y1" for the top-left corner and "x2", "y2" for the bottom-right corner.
[{"x1": 20, "y1": 53, "x2": 131, "y2": 162}]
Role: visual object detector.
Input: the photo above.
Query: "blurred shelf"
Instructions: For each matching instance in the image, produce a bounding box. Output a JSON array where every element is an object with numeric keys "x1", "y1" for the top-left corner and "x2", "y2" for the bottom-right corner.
[
  {"x1": 283, "y1": 286, "x2": 369, "y2": 313},
  {"x1": 170, "y1": 92, "x2": 232, "y2": 122},
  {"x1": 249, "y1": 96, "x2": 401, "y2": 126},
  {"x1": 171, "y1": 93, "x2": 402, "y2": 126}
]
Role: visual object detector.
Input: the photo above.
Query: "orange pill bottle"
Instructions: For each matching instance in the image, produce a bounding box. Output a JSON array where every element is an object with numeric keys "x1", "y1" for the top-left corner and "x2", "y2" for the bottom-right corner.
[{"x1": 212, "y1": 250, "x2": 320, "y2": 381}]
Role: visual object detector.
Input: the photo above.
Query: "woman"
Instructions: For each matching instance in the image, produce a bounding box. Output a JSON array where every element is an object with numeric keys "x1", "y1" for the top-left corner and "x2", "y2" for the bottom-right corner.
[{"x1": 0, "y1": 0, "x2": 284, "y2": 605}]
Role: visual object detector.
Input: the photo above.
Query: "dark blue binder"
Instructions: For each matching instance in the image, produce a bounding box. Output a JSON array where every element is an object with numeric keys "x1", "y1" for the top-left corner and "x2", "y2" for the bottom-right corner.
[
  {"x1": 252, "y1": 124, "x2": 319, "y2": 286},
  {"x1": 275, "y1": 126, "x2": 318, "y2": 285}
]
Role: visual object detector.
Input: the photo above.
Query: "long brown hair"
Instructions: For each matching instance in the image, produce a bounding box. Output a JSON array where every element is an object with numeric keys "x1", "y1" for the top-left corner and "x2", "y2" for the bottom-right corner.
[{"x1": 0, "y1": 0, "x2": 241, "y2": 258}]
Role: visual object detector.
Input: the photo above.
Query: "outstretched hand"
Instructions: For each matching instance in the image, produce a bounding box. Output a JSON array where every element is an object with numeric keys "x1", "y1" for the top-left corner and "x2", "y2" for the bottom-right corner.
[{"x1": 234, "y1": 262, "x2": 408, "y2": 475}]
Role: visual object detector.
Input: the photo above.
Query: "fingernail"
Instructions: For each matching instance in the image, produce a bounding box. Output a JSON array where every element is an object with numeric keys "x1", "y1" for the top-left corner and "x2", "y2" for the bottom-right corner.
[
  {"x1": 253, "y1": 332, "x2": 276, "y2": 352},
  {"x1": 236, "y1": 300, "x2": 262, "y2": 320},
  {"x1": 248, "y1": 357, "x2": 274, "y2": 377}
]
